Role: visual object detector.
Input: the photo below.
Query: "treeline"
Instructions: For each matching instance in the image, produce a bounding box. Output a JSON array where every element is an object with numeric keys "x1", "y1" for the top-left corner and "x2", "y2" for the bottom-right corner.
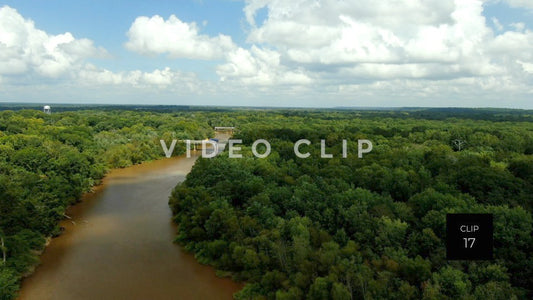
[
  {"x1": 0, "y1": 109, "x2": 213, "y2": 299},
  {"x1": 170, "y1": 110, "x2": 533, "y2": 299}
]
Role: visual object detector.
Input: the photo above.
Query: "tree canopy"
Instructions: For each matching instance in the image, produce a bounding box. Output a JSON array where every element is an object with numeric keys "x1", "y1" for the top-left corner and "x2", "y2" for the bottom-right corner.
[{"x1": 170, "y1": 109, "x2": 533, "y2": 299}]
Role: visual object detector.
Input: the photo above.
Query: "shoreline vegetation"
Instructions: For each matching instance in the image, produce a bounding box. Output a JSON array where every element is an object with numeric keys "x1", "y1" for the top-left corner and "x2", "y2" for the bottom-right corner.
[
  {"x1": 20, "y1": 157, "x2": 157, "y2": 278},
  {"x1": 0, "y1": 109, "x2": 213, "y2": 299},
  {"x1": 1, "y1": 106, "x2": 532, "y2": 299}
]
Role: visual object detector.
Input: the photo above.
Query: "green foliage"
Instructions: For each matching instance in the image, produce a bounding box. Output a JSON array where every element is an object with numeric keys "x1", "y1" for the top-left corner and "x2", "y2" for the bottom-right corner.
[
  {"x1": 0, "y1": 268, "x2": 18, "y2": 300},
  {"x1": 2, "y1": 107, "x2": 532, "y2": 299},
  {"x1": 0, "y1": 109, "x2": 212, "y2": 299},
  {"x1": 170, "y1": 110, "x2": 533, "y2": 299}
]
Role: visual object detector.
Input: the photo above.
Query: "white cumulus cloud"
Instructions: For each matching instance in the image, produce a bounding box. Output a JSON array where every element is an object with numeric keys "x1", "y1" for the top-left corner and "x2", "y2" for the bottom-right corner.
[
  {"x1": 0, "y1": 6, "x2": 203, "y2": 96},
  {"x1": 125, "y1": 13, "x2": 312, "y2": 86},
  {"x1": 125, "y1": 14, "x2": 236, "y2": 60},
  {"x1": 78, "y1": 64, "x2": 199, "y2": 91},
  {"x1": 0, "y1": 5, "x2": 107, "y2": 78},
  {"x1": 216, "y1": 46, "x2": 311, "y2": 85},
  {"x1": 2, "y1": 2, "x2": 533, "y2": 107},
  {"x1": 240, "y1": 0, "x2": 533, "y2": 87}
]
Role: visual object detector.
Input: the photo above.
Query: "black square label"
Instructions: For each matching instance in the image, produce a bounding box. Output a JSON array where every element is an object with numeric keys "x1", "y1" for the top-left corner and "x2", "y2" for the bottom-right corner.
[{"x1": 446, "y1": 213, "x2": 493, "y2": 260}]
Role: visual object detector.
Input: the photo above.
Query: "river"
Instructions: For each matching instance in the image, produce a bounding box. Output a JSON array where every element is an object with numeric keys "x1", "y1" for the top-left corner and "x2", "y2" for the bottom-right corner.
[{"x1": 18, "y1": 139, "x2": 242, "y2": 299}]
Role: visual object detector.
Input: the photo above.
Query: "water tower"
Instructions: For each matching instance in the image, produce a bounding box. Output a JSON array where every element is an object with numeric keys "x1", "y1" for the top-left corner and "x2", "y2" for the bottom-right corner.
[{"x1": 43, "y1": 105, "x2": 51, "y2": 114}]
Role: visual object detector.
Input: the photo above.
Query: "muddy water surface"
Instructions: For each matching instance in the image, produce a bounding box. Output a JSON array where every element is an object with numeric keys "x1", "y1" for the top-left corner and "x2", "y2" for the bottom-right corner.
[{"x1": 19, "y1": 152, "x2": 241, "y2": 300}]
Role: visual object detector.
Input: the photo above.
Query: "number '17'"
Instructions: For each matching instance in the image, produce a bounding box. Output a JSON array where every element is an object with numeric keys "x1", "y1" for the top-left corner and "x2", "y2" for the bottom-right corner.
[{"x1": 463, "y1": 237, "x2": 475, "y2": 248}]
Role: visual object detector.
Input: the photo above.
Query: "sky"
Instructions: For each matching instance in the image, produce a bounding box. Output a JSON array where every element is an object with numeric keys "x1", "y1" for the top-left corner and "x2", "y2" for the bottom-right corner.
[{"x1": 0, "y1": 0, "x2": 532, "y2": 108}]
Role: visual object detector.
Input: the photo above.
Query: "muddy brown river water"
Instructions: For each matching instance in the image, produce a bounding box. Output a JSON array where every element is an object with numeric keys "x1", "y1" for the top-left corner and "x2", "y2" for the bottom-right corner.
[{"x1": 19, "y1": 149, "x2": 242, "y2": 299}]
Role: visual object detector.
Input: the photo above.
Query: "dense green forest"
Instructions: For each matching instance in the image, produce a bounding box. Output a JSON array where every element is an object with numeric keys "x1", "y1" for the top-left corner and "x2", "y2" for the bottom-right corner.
[
  {"x1": 1, "y1": 106, "x2": 532, "y2": 299},
  {"x1": 0, "y1": 109, "x2": 212, "y2": 299},
  {"x1": 170, "y1": 110, "x2": 533, "y2": 299}
]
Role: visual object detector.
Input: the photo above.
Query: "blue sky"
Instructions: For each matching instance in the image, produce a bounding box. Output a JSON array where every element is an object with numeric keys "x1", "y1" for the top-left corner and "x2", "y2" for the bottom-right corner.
[
  {"x1": 0, "y1": 0, "x2": 532, "y2": 108},
  {"x1": 1, "y1": 1, "x2": 246, "y2": 75}
]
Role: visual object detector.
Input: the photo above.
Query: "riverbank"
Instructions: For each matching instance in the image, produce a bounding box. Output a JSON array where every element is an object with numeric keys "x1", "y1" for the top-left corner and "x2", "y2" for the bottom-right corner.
[{"x1": 18, "y1": 153, "x2": 242, "y2": 299}]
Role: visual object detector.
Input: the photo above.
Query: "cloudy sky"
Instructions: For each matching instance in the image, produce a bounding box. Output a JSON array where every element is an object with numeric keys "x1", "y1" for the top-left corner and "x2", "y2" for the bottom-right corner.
[{"x1": 0, "y1": 0, "x2": 532, "y2": 108}]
